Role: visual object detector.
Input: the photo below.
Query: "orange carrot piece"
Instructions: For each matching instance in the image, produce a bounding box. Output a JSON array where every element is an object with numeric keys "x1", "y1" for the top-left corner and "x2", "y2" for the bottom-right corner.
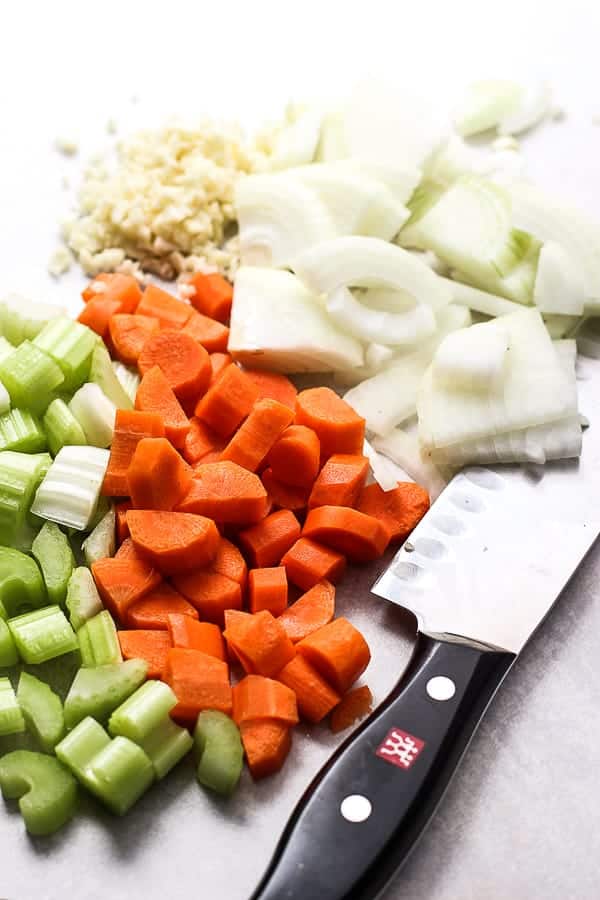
[
  {"x1": 240, "y1": 720, "x2": 291, "y2": 780},
  {"x1": 223, "y1": 610, "x2": 254, "y2": 668},
  {"x1": 277, "y1": 580, "x2": 335, "y2": 643},
  {"x1": 308, "y1": 454, "x2": 369, "y2": 510},
  {"x1": 209, "y1": 352, "x2": 232, "y2": 384},
  {"x1": 225, "y1": 610, "x2": 295, "y2": 678},
  {"x1": 118, "y1": 629, "x2": 172, "y2": 679},
  {"x1": 172, "y1": 571, "x2": 242, "y2": 626},
  {"x1": 330, "y1": 685, "x2": 373, "y2": 734},
  {"x1": 182, "y1": 311, "x2": 230, "y2": 353},
  {"x1": 115, "y1": 500, "x2": 132, "y2": 544},
  {"x1": 188, "y1": 272, "x2": 233, "y2": 323},
  {"x1": 102, "y1": 410, "x2": 165, "y2": 498},
  {"x1": 267, "y1": 425, "x2": 320, "y2": 487},
  {"x1": 136, "y1": 284, "x2": 192, "y2": 330},
  {"x1": 127, "y1": 437, "x2": 192, "y2": 510},
  {"x1": 357, "y1": 482, "x2": 430, "y2": 543},
  {"x1": 125, "y1": 584, "x2": 199, "y2": 629},
  {"x1": 134, "y1": 365, "x2": 190, "y2": 450},
  {"x1": 277, "y1": 655, "x2": 340, "y2": 723},
  {"x1": 303, "y1": 506, "x2": 390, "y2": 563},
  {"x1": 126, "y1": 509, "x2": 219, "y2": 575},
  {"x1": 298, "y1": 618, "x2": 371, "y2": 694},
  {"x1": 92, "y1": 546, "x2": 161, "y2": 622},
  {"x1": 164, "y1": 648, "x2": 232, "y2": 725},
  {"x1": 233, "y1": 675, "x2": 298, "y2": 727},
  {"x1": 181, "y1": 417, "x2": 226, "y2": 465},
  {"x1": 237, "y1": 510, "x2": 301, "y2": 568},
  {"x1": 195, "y1": 364, "x2": 259, "y2": 438},
  {"x1": 210, "y1": 537, "x2": 248, "y2": 587},
  {"x1": 261, "y1": 468, "x2": 310, "y2": 514},
  {"x1": 220, "y1": 399, "x2": 294, "y2": 472},
  {"x1": 295, "y1": 387, "x2": 365, "y2": 461},
  {"x1": 167, "y1": 615, "x2": 226, "y2": 661},
  {"x1": 242, "y1": 369, "x2": 298, "y2": 410},
  {"x1": 82, "y1": 273, "x2": 142, "y2": 312},
  {"x1": 248, "y1": 567, "x2": 288, "y2": 616},
  {"x1": 138, "y1": 330, "x2": 211, "y2": 402},
  {"x1": 109, "y1": 314, "x2": 160, "y2": 365},
  {"x1": 177, "y1": 461, "x2": 269, "y2": 525},
  {"x1": 78, "y1": 296, "x2": 123, "y2": 338},
  {"x1": 280, "y1": 537, "x2": 346, "y2": 592}
]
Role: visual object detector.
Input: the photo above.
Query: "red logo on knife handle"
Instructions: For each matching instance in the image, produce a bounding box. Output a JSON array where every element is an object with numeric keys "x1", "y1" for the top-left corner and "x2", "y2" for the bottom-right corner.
[{"x1": 376, "y1": 728, "x2": 425, "y2": 770}]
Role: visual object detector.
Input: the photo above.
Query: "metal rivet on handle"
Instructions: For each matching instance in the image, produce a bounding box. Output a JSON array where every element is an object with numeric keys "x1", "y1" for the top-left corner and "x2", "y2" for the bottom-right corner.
[
  {"x1": 340, "y1": 794, "x2": 372, "y2": 823},
  {"x1": 426, "y1": 676, "x2": 456, "y2": 701}
]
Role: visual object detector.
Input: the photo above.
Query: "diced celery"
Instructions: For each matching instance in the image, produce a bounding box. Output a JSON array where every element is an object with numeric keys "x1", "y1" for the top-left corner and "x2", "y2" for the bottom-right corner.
[
  {"x1": 0, "y1": 408, "x2": 46, "y2": 452},
  {"x1": 56, "y1": 716, "x2": 111, "y2": 778},
  {"x1": 31, "y1": 445, "x2": 110, "y2": 531},
  {"x1": 139, "y1": 718, "x2": 193, "y2": 779},
  {"x1": 81, "y1": 507, "x2": 116, "y2": 567},
  {"x1": 0, "y1": 383, "x2": 9, "y2": 416},
  {"x1": 0, "y1": 547, "x2": 46, "y2": 619},
  {"x1": 0, "y1": 295, "x2": 67, "y2": 345},
  {"x1": 43, "y1": 399, "x2": 87, "y2": 456},
  {"x1": 69, "y1": 384, "x2": 116, "y2": 449},
  {"x1": 85, "y1": 736, "x2": 154, "y2": 815},
  {"x1": 0, "y1": 750, "x2": 78, "y2": 835},
  {"x1": 88, "y1": 494, "x2": 110, "y2": 531},
  {"x1": 63, "y1": 660, "x2": 148, "y2": 729},
  {"x1": 8, "y1": 606, "x2": 78, "y2": 664},
  {"x1": 77, "y1": 610, "x2": 122, "y2": 667},
  {"x1": 31, "y1": 521, "x2": 75, "y2": 606},
  {"x1": 0, "y1": 336, "x2": 15, "y2": 363},
  {"x1": 0, "y1": 619, "x2": 18, "y2": 666},
  {"x1": 0, "y1": 451, "x2": 52, "y2": 547},
  {"x1": 194, "y1": 710, "x2": 244, "y2": 796},
  {"x1": 17, "y1": 672, "x2": 65, "y2": 751},
  {"x1": 0, "y1": 341, "x2": 64, "y2": 414},
  {"x1": 0, "y1": 677, "x2": 25, "y2": 735},
  {"x1": 33, "y1": 317, "x2": 97, "y2": 392},
  {"x1": 66, "y1": 567, "x2": 103, "y2": 631},
  {"x1": 89, "y1": 343, "x2": 133, "y2": 410},
  {"x1": 112, "y1": 361, "x2": 140, "y2": 404}
]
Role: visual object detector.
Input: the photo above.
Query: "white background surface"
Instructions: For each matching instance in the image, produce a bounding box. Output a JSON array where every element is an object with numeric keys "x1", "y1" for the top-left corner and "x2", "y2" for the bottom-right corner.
[{"x1": 1, "y1": 2, "x2": 600, "y2": 898}]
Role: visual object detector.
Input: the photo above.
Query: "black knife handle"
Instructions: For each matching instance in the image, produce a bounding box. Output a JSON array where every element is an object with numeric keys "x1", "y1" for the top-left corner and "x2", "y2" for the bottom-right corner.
[{"x1": 251, "y1": 633, "x2": 515, "y2": 900}]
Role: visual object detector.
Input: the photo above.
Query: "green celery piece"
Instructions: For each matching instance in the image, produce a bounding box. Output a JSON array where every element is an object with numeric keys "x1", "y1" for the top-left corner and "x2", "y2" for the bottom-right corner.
[
  {"x1": 0, "y1": 619, "x2": 18, "y2": 665},
  {"x1": 0, "y1": 382, "x2": 10, "y2": 416},
  {"x1": 88, "y1": 494, "x2": 111, "y2": 531},
  {"x1": 0, "y1": 451, "x2": 52, "y2": 548},
  {"x1": 194, "y1": 710, "x2": 244, "y2": 796},
  {"x1": 8, "y1": 606, "x2": 78, "y2": 665},
  {"x1": 56, "y1": 716, "x2": 111, "y2": 779},
  {"x1": 0, "y1": 750, "x2": 78, "y2": 835},
  {"x1": 112, "y1": 361, "x2": 140, "y2": 404},
  {"x1": 139, "y1": 718, "x2": 193, "y2": 779},
  {"x1": 77, "y1": 610, "x2": 122, "y2": 667},
  {"x1": 0, "y1": 341, "x2": 64, "y2": 414},
  {"x1": 89, "y1": 343, "x2": 133, "y2": 410},
  {"x1": 63, "y1": 659, "x2": 148, "y2": 729},
  {"x1": 30, "y1": 445, "x2": 110, "y2": 532},
  {"x1": 85, "y1": 736, "x2": 154, "y2": 815},
  {"x1": 0, "y1": 546, "x2": 46, "y2": 619},
  {"x1": 17, "y1": 672, "x2": 65, "y2": 751},
  {"x1": 43, "y1": 399, "x2": 87, "y2": 456},
  {"x1": 33, "y1": 317, "x2": 97, "y2": 393},
  {"x1": 0, "y1": 677, "x2": 25, "y2": 735},
  {"x1": 31, "y1": 521, "x2": 75, "y2": 606},
  {"x1": 81, "y1": 507, "x2": 116, "y2": 567},
  {"x1": 66, "y1": 567, "x2": 103, "y2": 631},
  {"x1": 0, "y1": 335, "x2": 15, "y2": 363},
  {"x1": 0, "y1": 295, "x2": 67, "y2": 345},
  {"x1": 0, "y1": 409, "x2": 46, "y2": 453}
]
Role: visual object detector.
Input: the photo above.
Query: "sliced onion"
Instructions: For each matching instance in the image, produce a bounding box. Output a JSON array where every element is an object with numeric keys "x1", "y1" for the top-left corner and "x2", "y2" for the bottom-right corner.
[
  {"x1": 372, "y1": 428, "x2": 451, "y2": 501},
  {"x1": 325, "y1": 288, "x2": 436, "y2": 347},
  {"x1": 534, "y1": 241, "x2": 585, "y2": 315},
  {"x1": 453, "y1": 80, "x2": 522, "y2": 137},
  {"x1": 316, "y1": 110, "x2": 347, "y2": 162},
  {"x1": 365, "y1": 343, "x2": 395, "y2": 370},
  {"x1": 432, "y1": 321, "x2": 509, "y2": 391},
  {"x1": 269, "y1": 107, "x2": 323, "y2": 171},
  {"x1": 362, "y1": 439, "x2": 402, "y2": 492},
  {"x1": 498, "y1": 81, "x2": 553, "y2": 136},
  {"x1": 442, "y1": 277, "x2": 524, "y2": 317}
]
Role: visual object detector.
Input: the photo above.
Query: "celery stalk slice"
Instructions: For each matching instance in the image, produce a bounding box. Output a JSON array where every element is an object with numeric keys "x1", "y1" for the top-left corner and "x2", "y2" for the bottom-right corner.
[
  {"x1": 112, "y1": 362, "x2": 140, "y2": 404},
  {"x1": 0, "y1": 546, "x2": 47, "y2": 618},
  {"x1": 8, "y1": 606, "x2": 78, "y2": 665},
  {"x1": 0, "y1": 382, "x2": 10, "y2": 416},
  {"x1": 0, "y1": 335, "x2": 15, "y2": 363},
  {"x1": 56, "y1": 716, "x2": 111, "y2": 777},
  {"x1": 77, "y1": 610, "x2": 122, "y2": 667},
  {"x1": 43, "y1": 399, "x2": 87, "y2": 457},
  {"x1": 63, "y1": 660, "x2": 148, "y2": 729},
  {"x1": 31, "y1": 445, "x2": 110, "y2": 531},
  {"x1": 0, "y1": 677, "x2": 25, "y2": 735},
  {"x1": 0, "y1": 750, "x2": 78, "y2": 835},
  {"x1": 139, "y1": 718, "x2": 193, "y2": 779},
  {"x1": 194, "y1": 710, "x2": 243, "y2": 796},
  {"x1": 85, "y1": 736, "x2": 154, "y2": 815},
  {"x1": 33, "y1": 317, "x2": 97, "y2": 392},
  {"x1": 0, "y1": 409, "x2": 47, "y2": 453},
  {"x1": 0, "y1": 341, "x2": 64, "y2": 414},
  {"x1": 17, "y1": 672, "x2": 65, "y2": 751},
  {"x1": 89, "y1": 343, "x2": 133, "y2": 410},
  {"x1": 81, "y1": 507, "x2": 116, "y2": 567},
  {"x1": 66, "y1": 567, "x2": 103, "y2": 631},
  {"x1": 0, "y1": 294, "x2": 67, "y2": 345},
  {"x1": 31, "y1": 521, "x2": 75, "y2": 607},
  {"x1": 108, "y1": 681, "x2": 176, "y2": 742},
  {"x1": 0, "y1": 619, "x2": 18, "y2": 666},
  {"x1": 69, "y1": 384, "x2": 116, "y2": 449}
]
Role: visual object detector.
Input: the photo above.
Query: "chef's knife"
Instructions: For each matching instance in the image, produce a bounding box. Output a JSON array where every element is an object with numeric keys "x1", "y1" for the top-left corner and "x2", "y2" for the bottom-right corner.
[{"x1": 251, "y1": 356, "x2": 600, "y2": 900}]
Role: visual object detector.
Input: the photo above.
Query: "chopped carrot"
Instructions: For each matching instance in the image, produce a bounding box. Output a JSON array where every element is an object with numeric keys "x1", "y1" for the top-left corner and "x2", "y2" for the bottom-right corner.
[
  {"x1": 209, "y1": 352, "x2": 232, "y2": 384},
  {"x1": 138, "y1": 330, "x2": 212, "y2": 403},
  {"x1": 242, "y1": 369, "x2": 298, "y2": 410},
  {"x1": 82, "y1": 273, "x2": 142, "y2": 312},
  {"x1": 248, "y1": 567, "x2": 288, "y2": 615},
  {"x1": 233, "y1": 675, "x2": 298, "y2": 727},
  {"x1": 115, "y1": 500, "x2": 132, "y2": 544},
  {"x1": 172, "y1": 570, "x2": 242, "y2": 626},
  {"x1": 302, "y1": 506, "x2": 390, "y2": 562},
  {"x1": 78, "y1": 296, "x2": 122, "y2": 338},
  {"x1": 127, "y1": 437, "x2": 192, "y2": 510},
  {"x1": 134, "y1": 365, "x2": 190, "y2": 450},
  {"x1": 182, "y1": 311, "x2": 230, "y2": 353},
  {"x1": 295, "y1": 387, "x2": 365, "y2": 461},
  {"x1": 308, "y1": 454, "x2": 369, "y2": 509},
  {"x1": 277, "y1": 580, "x2": 335, "y2": 643},
  {"x1": 261, "y1": 468, "x2": 310, "y2": 514},
  {"x1": 210, "y1": 537, "x2": 248, "y2": 587},
  {"x1": 267, "y1": 425, "x2": 320, "y2": 487},
  {"x1": 238, "y1": 510, "x2": 301, "y2": 568},
  {"x1": 109, "y1": 314, "x2": 160, "y2": 365},
  {"x1": 177, "y1": 461, "x2": 269, "y2": 525},
  {"x1": 240, "y1": 721, "x2": 291, "y2": 780},
  {"x1": 125, "y1": 584, "x2": 199, "y2": 629},
  {"x1": 195, "y1": 363, "x2": 259, "y2": 437},
  {"x1": 188, "y1": 272, "x2": 233, "y2": 323},
  {"x1": 277, "y1": 655, "x2": 340, "y2": 723},
  {"x1": 357, "y1": 482, "x2": 430, "y2": 542},
  {"x1": 224, "y1": 610, "x2": 295, "y2": 678},
  {"x1": 136, "y1": 284, "x2": 192, "y2": 330},
  {"x1": 297, "y1": 618, "x2": 370, "y2": 694},
  {"x1": 118, "y1": 629, "x2": 172, "y2": 679},
  {"x1": 220, "y1": 399, "x2": 294, "y2": 472},
  {"x1": 126, "y1": 510, "x2": 219, "y2": 575},
  {"x1": 167, "y1": 615, "x2": 226, "y2": 661},
  {"x1": 92, "y1": 545, "x2": 161, "y2": 621},
  {"x1": 223, "y1": 610, "x2": 254, "y2": 668},
  {"x1": 102, "y1": 410, "x2": 165, "y2": 497},
  {"x1": 181, "y1": 417, "x2": 226, "y2": 465},
  {"x1": 330, "y1": 685, "x2": 373, "y2": 734},
  {"x1": 164, "y1": 648, "x2": 232, "y2": 725},
  {"x1": 280, "y1": 537, "x2": 346, "y2": 592}
]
